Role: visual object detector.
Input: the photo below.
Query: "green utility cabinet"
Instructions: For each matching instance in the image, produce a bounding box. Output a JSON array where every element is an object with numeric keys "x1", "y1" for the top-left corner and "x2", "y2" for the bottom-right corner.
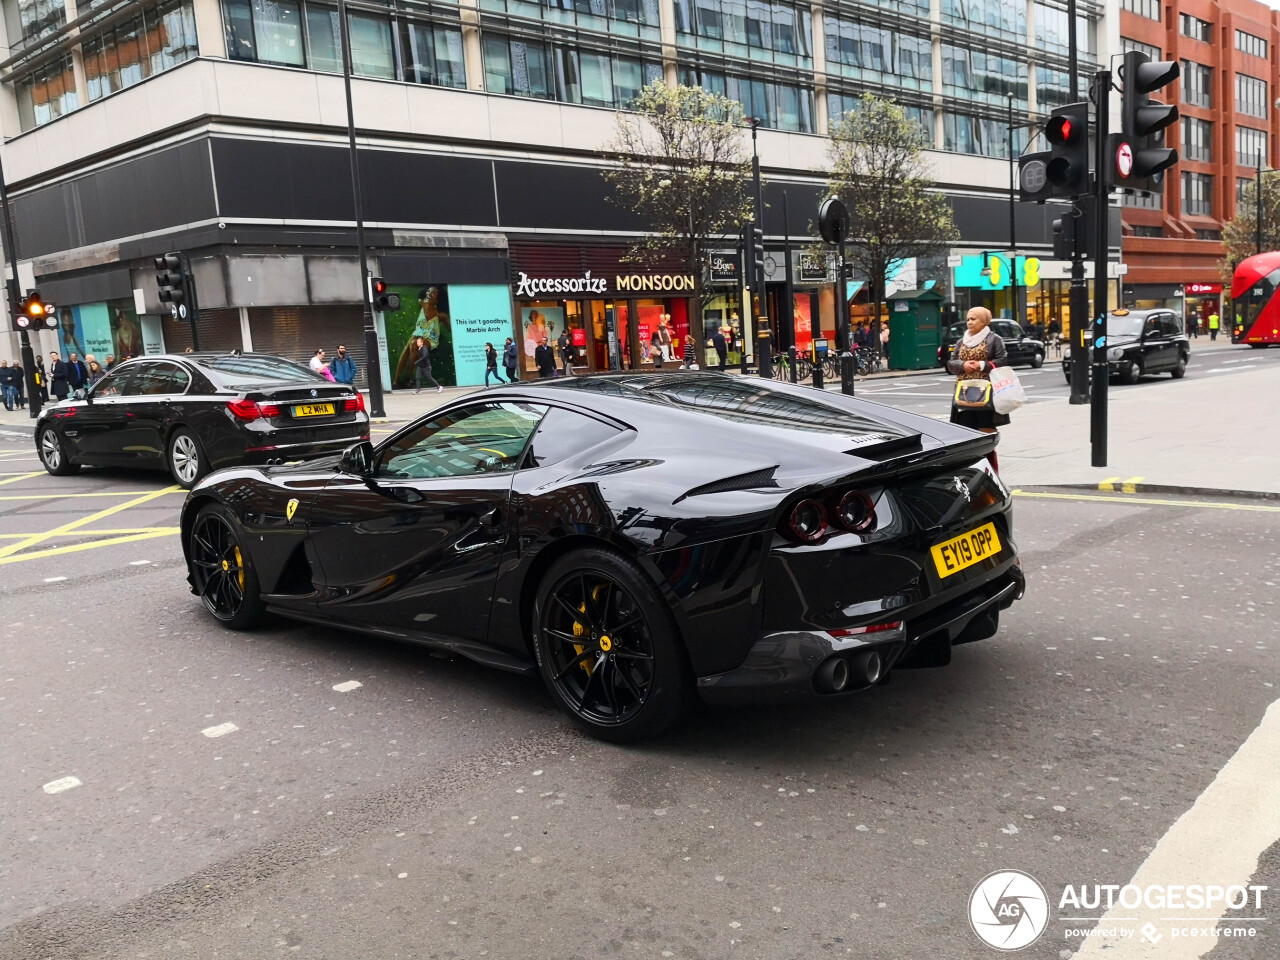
[{"x1": 885, "y1": 288, "x2": 944, "y2": 370}]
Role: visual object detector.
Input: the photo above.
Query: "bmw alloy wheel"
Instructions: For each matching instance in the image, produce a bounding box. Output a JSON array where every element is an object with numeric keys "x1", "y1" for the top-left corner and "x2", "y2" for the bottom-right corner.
[
  {"x1": 40, "y1": 429, "x2": 61, "y2": 470},
  {"x1": 170, "y1": 433, "x2": 201, "y2": 486}
]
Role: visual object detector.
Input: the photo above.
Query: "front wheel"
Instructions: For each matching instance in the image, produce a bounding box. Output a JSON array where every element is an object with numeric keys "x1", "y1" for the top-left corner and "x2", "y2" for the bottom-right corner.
[
  {"x1": 1171, "y1": 354, "x2": 1188, "y2": 379},
  {"x1": 38, "y1": 427, "x2": 80, "y2": 476},
  {"x1": 168, "y1": 429, "x2": 207, "y2": 489},
  {"x1": 1030, "y1": 351, "x2": 1044, "y2": 369},
  {"x1": 187, "y1": 504, "x2": 264, "y2": 629},
  {"x1": 532, "y1": 548, "x2": 693, "y2": 743},
  {"x1": 1120, "y1": 359, "x2": 1141, "y2": 385}
]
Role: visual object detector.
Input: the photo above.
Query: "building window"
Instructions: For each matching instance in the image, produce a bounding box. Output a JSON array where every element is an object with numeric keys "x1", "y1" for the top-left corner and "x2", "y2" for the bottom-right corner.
[
  {"x1": 1237, "y1": 177, "x2": 1253, "y2": 201},
  {"x1": 15, "y1": 53, "x2": 77, "y2": 128},
  {"x1": 1120, "y1": 37, "x2": 1160, "y2": 61},
  {"x1": 942, "y1": 0, "x2": 1027, "y2": 40},
  {"x1": 1237, "y1": 127, "x2": 1268, "y2": 168},
  {"x1": 224, "y1": 0, "x2": 397, "y2": 79},
  {"x1": 829, "y1": 92, "x2": 933, "y2": 142},
  {"x1": 1236, "y1": 73, "x2": 1268, "y2": 119},
  {"x1": 1236, "y1": 30, "x2": 1267, "y2": 60},
  {"x1": 1130, "y1": 225, "x2": 1163, "y2": 237},
  {"x1": 943, "y1": 111, "x2": 1027, "y2": 158},
  {"x1": 1179, "y1": 14, "x2": 1212, "y2": 43},
  {"x1": 1181, "y1": 117, "x2": 1211, "y2": 163},
  {"x1": 484, "y1": 35, "x2": 660, "y2": 107},
  {"x1": 401, "y1": 22, "x2": 466, "y2": 88},
  {"x1": 1181, "y1": 61, "x2": 1211, "y2": 108},
  {"x1": 822, "y1": 16, "x2": 930, "y2": 91},
  {"x1": 1036, "y1": 66, "x2": 1070, "y2": 110},
  {"x1": 1181, "y1": 171, "x2": 1213, "y2": 217},
  {"x1": 1123, "y1": 190, "x2": 1162, "y2": 210},
  {"x1": 1194, "y1": 229, "x2": 1221, "y2": 241},
  {"x1": 9, "y1": 0, "x2": 67, "y2": 44},
  {"x1": 673, "y1": 0, "x2": 812, "y2": 65},
  {"x1": 1121, "y1": 0, "x2": 1160, "y2": 22},
  {"x1": 82, "y1": 0, "x2": 198, "y2": 102},
  {"x1": 942, "y1": 44, "x2": 1027, "y2": 107},
  {"x1": 677, "y1": 66, "x2": 813, "y2": 132}
]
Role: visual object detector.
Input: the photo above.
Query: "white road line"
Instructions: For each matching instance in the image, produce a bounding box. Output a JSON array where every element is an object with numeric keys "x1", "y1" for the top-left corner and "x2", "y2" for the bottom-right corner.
[
  {"x1": 201, "y1": 722, "x2": 239, "y2": 738},
  {"x1": 44, "y1": 576, "x2": 67, "y2": 583},
  {"x1": 332, "y1": 680, "x2": 363, "y2": 693},
  {"x1": 42, "y1": 776, "x2": 82, "y2": 794},
  {"x1": 128, "y1": 560, "x2": 150, "y2": 566},
  {"x1": 1073, "y1": 696, "x2": 1280, "y2": 958},
  {"x1": 1207, "y1": 365, "x2": 1255, "y2": 373}
]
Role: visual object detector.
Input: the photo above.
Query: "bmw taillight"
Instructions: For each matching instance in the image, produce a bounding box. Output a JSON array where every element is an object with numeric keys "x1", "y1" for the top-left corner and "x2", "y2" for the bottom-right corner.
[
  {"x1": 785, "y1": 499, "x2": 828, "y2": 542},
  {"x1": 226, "y1": 399, "x2": 280, "y2": 422},
  {"x1": 344, "y1": 393, "x2": 365, "y2": 413}
]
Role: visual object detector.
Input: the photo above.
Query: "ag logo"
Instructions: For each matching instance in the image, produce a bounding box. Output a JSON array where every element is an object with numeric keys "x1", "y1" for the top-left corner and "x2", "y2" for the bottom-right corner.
[
  {"x1": 968, "y1": 869, "x2": 1049, "y2": 951},
  {"x1": 286, "y1": 498, "x2": 299, "y2": 522}
]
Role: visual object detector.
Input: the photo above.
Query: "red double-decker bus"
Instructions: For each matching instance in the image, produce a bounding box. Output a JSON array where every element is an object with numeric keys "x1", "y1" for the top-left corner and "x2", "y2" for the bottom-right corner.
[{"x1": 1231, "y1": 251, "x2": 1280, "y2": 347}]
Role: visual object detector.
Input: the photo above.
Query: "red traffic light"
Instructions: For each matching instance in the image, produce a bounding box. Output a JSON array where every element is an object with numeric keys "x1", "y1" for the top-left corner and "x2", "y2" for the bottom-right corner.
[
  {"x1": 372, "y1": 278, "x2": 387, "y2": 296},
  {"x1": 1045, "y1": 115, "x2": 1077, "y2": 144}
]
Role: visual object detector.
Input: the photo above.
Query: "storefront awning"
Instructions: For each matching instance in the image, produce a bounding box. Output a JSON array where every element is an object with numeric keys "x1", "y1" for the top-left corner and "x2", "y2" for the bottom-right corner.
[{"x1": 846, "y1": 281, "x2": 864, "y2": 302}]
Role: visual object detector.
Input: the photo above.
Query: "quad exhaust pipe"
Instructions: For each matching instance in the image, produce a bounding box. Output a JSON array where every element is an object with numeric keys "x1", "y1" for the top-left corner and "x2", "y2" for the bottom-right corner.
[{"x1": 814, "y1": 649, "x2": 884, "y2": 693}]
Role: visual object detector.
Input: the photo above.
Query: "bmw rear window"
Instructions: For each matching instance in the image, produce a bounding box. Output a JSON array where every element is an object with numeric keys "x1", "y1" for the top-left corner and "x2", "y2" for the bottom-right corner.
[{"x1": 197, "y1": 355, "x2": 322, "y2": 389}]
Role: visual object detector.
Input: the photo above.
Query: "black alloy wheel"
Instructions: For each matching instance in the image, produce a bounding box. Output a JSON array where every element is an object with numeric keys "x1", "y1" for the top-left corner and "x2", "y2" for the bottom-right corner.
[
  {"x1": 188, "y1": 504, "x2": 264, "y2": 629},
  {"x1": 38, "y1": 427, "x2": 80, "y2": 476},
  {"x1": 533, "y1": 548, "x2": 692, "y2": 742}
]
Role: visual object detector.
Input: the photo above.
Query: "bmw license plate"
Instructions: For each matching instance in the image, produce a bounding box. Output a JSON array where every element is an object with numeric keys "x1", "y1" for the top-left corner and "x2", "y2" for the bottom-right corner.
[
  {"x1": 931, "y1": 522, "x2": 1002, "y2": 578},
  {"x1": 292, "y1": 403, "x2": 335, "y2": 418}
]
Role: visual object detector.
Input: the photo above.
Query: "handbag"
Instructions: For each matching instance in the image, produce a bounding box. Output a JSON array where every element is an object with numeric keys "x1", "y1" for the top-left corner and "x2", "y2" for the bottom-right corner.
[
  {"x1": 954, "y1": 379, "x2": 992, "y2": 409},
  {"x1": 991, "y1": 365, "x2": 1027, "y2": 415}
]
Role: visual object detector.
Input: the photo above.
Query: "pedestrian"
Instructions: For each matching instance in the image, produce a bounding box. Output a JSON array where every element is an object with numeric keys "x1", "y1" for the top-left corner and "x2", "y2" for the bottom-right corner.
[
  {"x1": 880, "y1": 322, "x2": 890, "y2": 352},
  {"x1": 67, "y1": 352, "x2": 88, "y2": 392},
  {"x1": 49, "y1": 350, "x2": 70, "y2": 400},
  {"x1": 12, "y1": 358, "x2": 25, "y2": 408},
  {"x1": 1188, "y1": 312, "x2": 1199, "y2": 338},
  {"x1": 484, "y1": 342, "x2": 506, "y2": 387},
  {"x1": 947, "y1": 307, "x2": 1010, "y2": 469},
  {"x1": 1208, "y1": 312, "x2": 1220, "y2": 341},
  {"x1": 650, "y1": 327, "x2": 664, "y2": 369},
  {"x1": 0, "y1": 361, "x2": 15, "y2": 411},
  {"x1": 853, "y1": 323, "x2": 868, "y2": 350},
  {"x1": 86, "y1": 355, "x2": 105, "y2": 384},
  {"x1": 535, "y1": 337, "x2": 556, "y2": 379},
  {"x1": 711, "y1": 327, "x2": 728, "y2": 371},
  {"x1": 34, "y1": 355, "x2": 48, "y2": 402},
  {"x1": 329, "y1": 344, "x2": 357, "y2": 386},
  {"x1": 557, "y1": 330, "x2": 572, "y2": 376},
  {"x1": 309, "y1": 348, "x2": 327, "y2": 374},
  {"x1": 503, "y1": 337, "x2": 519, "y2": 383},
  {"x1": 414, "y1": 335, "x2": 441, "y2": 393},
  {"x1": 105, "y1": 353, "x2": 116, "y2": 370}
]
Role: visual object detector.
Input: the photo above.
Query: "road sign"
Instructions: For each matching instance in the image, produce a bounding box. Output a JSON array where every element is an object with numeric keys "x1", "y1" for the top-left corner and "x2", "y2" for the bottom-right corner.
[
  {"x1": 947, "y1": 254, "x2": 963, "y2": 268},
  {"x1": 1115, "y1": 141, "x2": 1133, "y2": 179}
]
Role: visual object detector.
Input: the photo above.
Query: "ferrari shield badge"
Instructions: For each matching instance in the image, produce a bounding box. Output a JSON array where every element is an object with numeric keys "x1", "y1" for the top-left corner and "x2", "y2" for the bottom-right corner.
[{"x1": 286, "y1": 498, "x2": 299, "y2": 522}]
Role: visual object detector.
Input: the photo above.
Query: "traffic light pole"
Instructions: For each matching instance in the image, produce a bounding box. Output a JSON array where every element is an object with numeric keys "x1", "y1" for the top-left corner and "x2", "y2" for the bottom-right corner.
[
  {"x1": 182, "y1": 253, "x2": 201, "y2": 352},
  {"x1": 1090, "y1": 69, "x2": 1111, "y2": 467},
  {"x1": 338, "y1": 0, "x2": 385, "y2": 418},
  {"x1": 0, "y1": 149, "x2": 39, "y2": 418}
]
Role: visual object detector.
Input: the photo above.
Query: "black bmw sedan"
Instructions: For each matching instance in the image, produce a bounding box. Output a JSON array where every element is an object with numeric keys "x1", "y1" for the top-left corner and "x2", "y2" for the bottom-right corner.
[
  {"x1": 36, "y1": 353, "x2": 369, "y2": 488},
  {"x1": 180, "y1": 373, "x2": 1024, "y2": 742}
]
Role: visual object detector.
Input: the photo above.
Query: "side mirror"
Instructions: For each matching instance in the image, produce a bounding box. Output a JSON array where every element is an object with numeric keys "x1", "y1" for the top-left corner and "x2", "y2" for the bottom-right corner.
[{"x1": 339, "y1": 440, "x2": 373, "y2": 476}]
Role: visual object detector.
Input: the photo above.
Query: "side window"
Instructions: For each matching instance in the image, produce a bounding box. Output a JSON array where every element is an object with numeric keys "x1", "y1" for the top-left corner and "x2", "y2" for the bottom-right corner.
[
  {"x1": 1159, "y1": 314, "x2": 1182, "y2": 336},
  {"x1": 1144, "y1": 315, "x2": 1163, "y2": 337},
  {"x1": 148, "y1": 362, "x2": 191, "y2": 394},
  {"x1": 377, "y1": 402, "x2": 547, "y2": 479},
  {"x1": 94, "y1": 364, "x2": 144, "y2": 397},
  {"x1": 523, "y1": 408, "x2": 623, "y2": 469}
]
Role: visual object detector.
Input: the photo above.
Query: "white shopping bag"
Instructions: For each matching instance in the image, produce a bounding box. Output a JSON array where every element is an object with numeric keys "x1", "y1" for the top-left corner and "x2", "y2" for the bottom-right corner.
[{"x1": 991, "y1": 365, "x2": 1026, "y2": 415}]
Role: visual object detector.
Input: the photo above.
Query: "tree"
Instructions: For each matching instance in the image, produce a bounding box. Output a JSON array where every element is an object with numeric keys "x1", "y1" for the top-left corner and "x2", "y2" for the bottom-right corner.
[
  {"x1": 1219, "y1": 175, "x2": 1280, "y2": 280},
  {"x1": 824, "y1": 94, "x2": 959, "y2": 358},
  {"x1": 604, "y1": 81, "x2": 754, "y2": 358}
]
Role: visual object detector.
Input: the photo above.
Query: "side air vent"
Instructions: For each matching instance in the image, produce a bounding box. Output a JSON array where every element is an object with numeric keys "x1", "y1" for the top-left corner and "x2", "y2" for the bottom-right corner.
[{"x1": 677, "y1": 467, "x2": 779, "y2": 502}]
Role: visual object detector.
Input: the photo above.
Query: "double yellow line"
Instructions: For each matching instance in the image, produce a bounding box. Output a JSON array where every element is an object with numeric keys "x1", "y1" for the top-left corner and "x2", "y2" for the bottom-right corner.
[{"x1": 0, "y1": 485, "x2": 183, "y2": 565}]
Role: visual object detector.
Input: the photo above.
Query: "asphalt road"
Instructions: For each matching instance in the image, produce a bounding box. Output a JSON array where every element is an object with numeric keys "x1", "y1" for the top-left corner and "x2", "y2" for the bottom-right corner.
[
  {"x1": 830, "y1": 340, "x2": 1280, "y2": 419},
  {"x1": 1, "y1": 441, "x2": 1278, "y2": 958}
]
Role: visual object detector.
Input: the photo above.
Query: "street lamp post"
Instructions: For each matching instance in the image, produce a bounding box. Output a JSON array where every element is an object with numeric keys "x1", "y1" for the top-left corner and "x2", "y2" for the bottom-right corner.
[
  {"x1": 337, "y1": 0, "x2": 385, "y2": 418},
  {"x1": 1008, "y1": 94, "x2": 1020, "y2": 331},
  {"x1": 1258, "y1": 151, "x2": 1266, "y2": 257},
  {"x1": 748, "y1": 118, "x2": 772, "y2": 378}
]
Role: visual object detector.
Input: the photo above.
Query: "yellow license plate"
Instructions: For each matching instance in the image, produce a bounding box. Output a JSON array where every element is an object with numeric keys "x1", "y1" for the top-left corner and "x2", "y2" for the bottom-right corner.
[
  {"x1": 292, "y1": 403, "x2": 334, "y2": 417},
  {"x1": 931, "y1": 522, "x2": 1002, "y2": 578}
]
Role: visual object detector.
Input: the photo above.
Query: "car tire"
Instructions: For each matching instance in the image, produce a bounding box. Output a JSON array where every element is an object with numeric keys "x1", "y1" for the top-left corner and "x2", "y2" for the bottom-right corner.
[
  {"x1": 1063, "y1": 366, "x2": 1072, "y2": 386},
  {"x1": 1171, "y1": 354, "x2": 1188, "y2": 378},
  {"x1": 187, "y1": 503, "x2": 265, "y2": 630},
  {"x1": 532, "y1": 547, "x2": 694, "y2": 743},
  {"x1": 1121, "y1": 359, "x2": 1141, "y2": 384},
  {"x1": 167, "y1": 428, "x2": 207, "y2": 489},
  {"x1": 1030, "y1": 351, "x2": 1044, "y2": 369},
  {"x1": 37, "y1": 426, "x2": 80, "y2": 476}
]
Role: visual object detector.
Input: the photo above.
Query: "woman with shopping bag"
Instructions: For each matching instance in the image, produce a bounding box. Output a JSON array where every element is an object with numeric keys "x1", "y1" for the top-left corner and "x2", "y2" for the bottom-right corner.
[{"x1": 947, "y1": 307, "x2": 1012, "y2": 444}]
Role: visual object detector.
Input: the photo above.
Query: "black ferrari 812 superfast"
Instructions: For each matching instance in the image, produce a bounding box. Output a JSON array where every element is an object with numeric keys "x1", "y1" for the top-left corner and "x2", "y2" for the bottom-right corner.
[{"x1": 181, "y1": 373, "x2": 1024, "y2": 741}]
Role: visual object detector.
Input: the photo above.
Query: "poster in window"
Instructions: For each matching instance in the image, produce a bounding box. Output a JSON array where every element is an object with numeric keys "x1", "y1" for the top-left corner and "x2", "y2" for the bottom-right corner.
[
  {"x1": 383, "y1": 285, "x2": 455, "y2": 387},
  {"x1": 522, "y1": 306, "x2": 564, "y2": 372},
  {"x1": 793, "y1": 295, "x2": 813, "y2": 351},
  {"x1": 109, "y1": 299, "x2": 146, "y2": 360}
]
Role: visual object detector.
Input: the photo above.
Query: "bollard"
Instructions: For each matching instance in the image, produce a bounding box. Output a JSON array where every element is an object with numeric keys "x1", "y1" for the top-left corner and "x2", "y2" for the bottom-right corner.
[
  {"x1": 840, "y1": 350, "x2": 855, "y2": 395},
  {"x1": 787, "y1": 345, "x2": 797, "y2": 383},
  {"x1": 757, "y1": 326, "x2": 773, "y2": 379}
]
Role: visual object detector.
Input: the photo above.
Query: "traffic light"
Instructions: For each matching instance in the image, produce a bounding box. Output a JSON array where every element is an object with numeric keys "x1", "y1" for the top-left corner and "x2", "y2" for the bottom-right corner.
[
  {"x1": 1043, "y1": 103, "x2": 1090, "y2": 199},
  {"x1": 1051, "y1": 213, "x2": 1076, "y2": 260},
  {"x1": 1018, "y1": 151, "x2": 1053, "y2": 203},
  {"x1": 750, "y1": 226, "x2": 764, "y2": 288},
  {"x1": 1115, "y1": 51, "x2": 1180, "y2": 192},
  {"x1": 11, "y1": 290, "x2": 57, "y2": 332},
  {"x1": 154, "y1": 253, "x2": 186, "y2": 312},
  {"x1": 369, "y1": 277, "x2": 401, "y2": 313}
]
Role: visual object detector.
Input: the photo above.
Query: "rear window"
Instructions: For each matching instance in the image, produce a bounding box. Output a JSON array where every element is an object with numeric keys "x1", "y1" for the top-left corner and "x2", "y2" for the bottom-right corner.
[{"x1": 197, "y1": 355, "x2": 322, "y2": 388}]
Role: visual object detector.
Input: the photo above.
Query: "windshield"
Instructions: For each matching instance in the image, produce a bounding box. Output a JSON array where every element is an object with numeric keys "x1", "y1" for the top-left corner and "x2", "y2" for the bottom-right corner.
[
  {"x1": 1107, "y1": 313, "x2": 1147, "y2": 338},
  {"x1": 198, "y1": 355, "x2": 322, "y2": 388}
]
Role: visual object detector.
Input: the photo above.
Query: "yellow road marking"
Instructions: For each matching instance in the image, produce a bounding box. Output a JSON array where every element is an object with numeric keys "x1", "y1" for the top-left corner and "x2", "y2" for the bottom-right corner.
[
  {"x1": 0, "y1": 529, "x2": 179, "y2": 565},
  {"x1": 0, "y1": 490, "x2": 177, "y2": 500},
  {"x1": 0, "y1": 527, "x2": 180, "y2": 539},
  {"x1": 0, "y1": 471, "x2": 44, "y2": 487},
  {"x1": 0, "y1": 485, "x2": 182, "y2": 558},
  {"x1": 1121, "y1": 475, "x2": 1145, "y2": 494},
  {"x1": 1012, "y1": 489, "x2": 1280, "y2": 512},
  {"x1": 1098, "y1": 476, "x2": 1121, "y2": 491}
]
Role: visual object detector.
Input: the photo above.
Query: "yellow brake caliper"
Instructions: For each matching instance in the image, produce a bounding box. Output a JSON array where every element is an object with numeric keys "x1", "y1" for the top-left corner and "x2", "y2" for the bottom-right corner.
[
  {"x1": 233, "y1": 546, "x2": 245, "y2": 591},
  {"x1": 571, "y1": 584, "x2": 608, "y2": 677}
]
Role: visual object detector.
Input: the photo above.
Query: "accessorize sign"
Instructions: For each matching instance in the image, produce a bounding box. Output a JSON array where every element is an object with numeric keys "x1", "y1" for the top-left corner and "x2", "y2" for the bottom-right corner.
[{"x1": 514, "y1": 270, "x2": 696, "y2": 298}]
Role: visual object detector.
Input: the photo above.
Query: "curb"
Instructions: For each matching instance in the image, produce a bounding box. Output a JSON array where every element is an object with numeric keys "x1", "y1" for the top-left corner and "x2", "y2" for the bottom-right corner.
[{"x1": 1029, "y1": 482, "x2": 1280, "y2": 502}]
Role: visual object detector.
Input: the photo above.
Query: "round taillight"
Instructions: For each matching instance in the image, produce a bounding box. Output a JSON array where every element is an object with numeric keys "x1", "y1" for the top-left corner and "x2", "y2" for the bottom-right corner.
[
  {"x1": 787, "y1": 499, "x2": 828, "y2": 542},
  {"x1": 836, "y1": 490, "x2": 876, "y2": 533}
]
